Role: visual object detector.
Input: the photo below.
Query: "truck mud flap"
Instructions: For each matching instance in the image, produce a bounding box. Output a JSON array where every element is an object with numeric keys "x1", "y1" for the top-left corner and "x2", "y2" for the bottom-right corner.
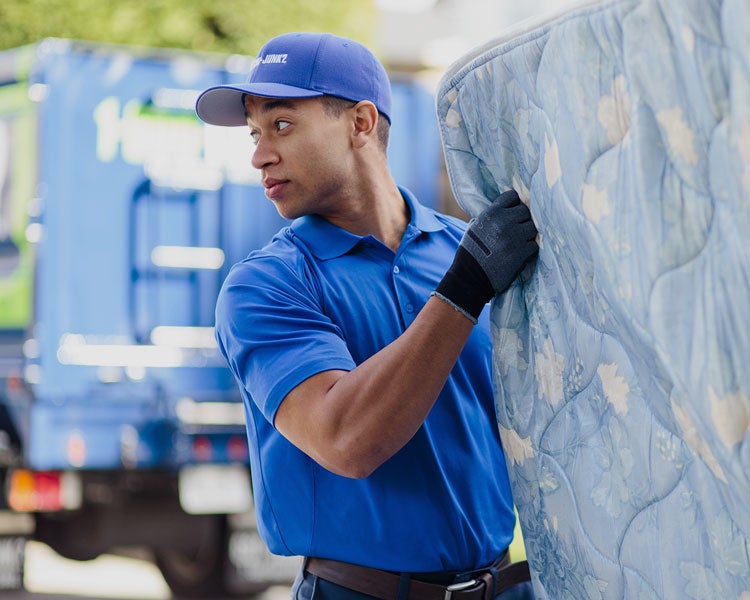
[{"x1": 0, "y1": 535, "x2": 25, "y2": 590}]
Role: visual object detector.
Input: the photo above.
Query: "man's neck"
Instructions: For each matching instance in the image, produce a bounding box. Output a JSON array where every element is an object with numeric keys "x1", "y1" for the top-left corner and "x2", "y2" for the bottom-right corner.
[{"x1": 323, "y1": 178, "x2": 409, "y2": 253}]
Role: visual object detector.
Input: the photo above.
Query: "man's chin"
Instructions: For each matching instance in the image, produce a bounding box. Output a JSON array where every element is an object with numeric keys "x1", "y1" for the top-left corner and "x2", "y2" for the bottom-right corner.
[{"x1": 271, "y1": 200, "x2": 304, "y2": 221}]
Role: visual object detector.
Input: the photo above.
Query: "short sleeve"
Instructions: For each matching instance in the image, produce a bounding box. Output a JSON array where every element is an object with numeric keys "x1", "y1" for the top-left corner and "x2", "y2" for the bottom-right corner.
[{"x1": 215, "y1": 254, "x2": 356, "y2": 424}]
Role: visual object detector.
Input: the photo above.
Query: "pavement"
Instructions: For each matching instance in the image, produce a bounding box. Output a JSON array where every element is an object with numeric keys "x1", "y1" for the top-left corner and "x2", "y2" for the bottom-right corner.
[{"x1": 4, "y1": 541, "x2": 291, "y2": 600}]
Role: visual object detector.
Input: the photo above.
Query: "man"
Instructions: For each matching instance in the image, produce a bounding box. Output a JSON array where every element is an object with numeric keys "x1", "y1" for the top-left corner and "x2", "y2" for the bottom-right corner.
[{"x1": 196, "y1": 32, "x2": 537, "y2": 600}]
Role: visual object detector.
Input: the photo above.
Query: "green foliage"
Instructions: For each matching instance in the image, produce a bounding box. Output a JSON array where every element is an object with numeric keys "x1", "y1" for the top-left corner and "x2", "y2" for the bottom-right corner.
[{"x1": 0, "y1": 0, "x2": 376, "y2": 56}]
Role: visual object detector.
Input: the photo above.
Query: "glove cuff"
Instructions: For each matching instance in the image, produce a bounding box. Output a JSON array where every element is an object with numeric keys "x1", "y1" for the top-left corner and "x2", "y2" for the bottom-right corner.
[
  {"x1": 430, "y1": 291, "x2": 479, "y2": 325},
  {"x1": 434, "y1": 246, "x2": 494, "y2": 322}
]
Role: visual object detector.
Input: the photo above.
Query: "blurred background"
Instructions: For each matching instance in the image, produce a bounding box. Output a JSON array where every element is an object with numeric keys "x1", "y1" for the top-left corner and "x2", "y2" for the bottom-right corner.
[
  {"x1": 0, "y1": 1, "x2": 579, "y2": 599},
  {"x1": 0, "y1": 0, "x2": 580, "y2": 71}
]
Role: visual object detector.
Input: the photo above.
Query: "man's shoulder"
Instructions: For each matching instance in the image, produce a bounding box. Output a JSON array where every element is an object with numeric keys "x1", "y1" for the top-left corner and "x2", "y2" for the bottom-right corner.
[
  {"x1": 216, "y1": 231, "x2": 318, "y2": 323},
  {"x1": 226, "y1": 228, "x2": 308, "y2": 282}
]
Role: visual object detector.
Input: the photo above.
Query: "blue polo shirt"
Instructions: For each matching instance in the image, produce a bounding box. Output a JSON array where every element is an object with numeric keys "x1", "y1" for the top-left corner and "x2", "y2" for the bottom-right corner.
[{"x1": 214, "y1": 187, "x2": 515, "y2": 572}]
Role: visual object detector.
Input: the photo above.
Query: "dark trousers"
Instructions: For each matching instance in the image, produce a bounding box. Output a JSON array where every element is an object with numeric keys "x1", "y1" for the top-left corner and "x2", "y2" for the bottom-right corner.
[{"x1": 291, "y1": 566, "x2": 536, "y2": 600}]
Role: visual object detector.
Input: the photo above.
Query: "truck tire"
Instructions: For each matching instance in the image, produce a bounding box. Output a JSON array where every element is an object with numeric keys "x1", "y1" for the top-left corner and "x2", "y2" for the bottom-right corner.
[
  {"x1": 154, "y1": 514, "x2": 228, "y2": 598},
  {"x1": 154, "y1": 514, "x2": 272, "y2": 598}
]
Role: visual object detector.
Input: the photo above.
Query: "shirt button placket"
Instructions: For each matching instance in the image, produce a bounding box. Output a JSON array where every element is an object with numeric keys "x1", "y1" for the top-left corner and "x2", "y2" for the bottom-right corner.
[{"x1": 392, "y1": 263, "x2": 414, "y2": 320}]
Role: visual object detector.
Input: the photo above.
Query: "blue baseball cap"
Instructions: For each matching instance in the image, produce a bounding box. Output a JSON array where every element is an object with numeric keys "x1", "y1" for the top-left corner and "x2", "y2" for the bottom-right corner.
[{"x1": 196, "y1": 32, "x2": 392, "y2": 126}]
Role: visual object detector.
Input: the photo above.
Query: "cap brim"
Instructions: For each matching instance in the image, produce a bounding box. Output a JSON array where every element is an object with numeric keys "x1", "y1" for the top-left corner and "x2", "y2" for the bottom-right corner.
[{"x1": 195, "y1": 83, "x2": 324, "y2": 127}]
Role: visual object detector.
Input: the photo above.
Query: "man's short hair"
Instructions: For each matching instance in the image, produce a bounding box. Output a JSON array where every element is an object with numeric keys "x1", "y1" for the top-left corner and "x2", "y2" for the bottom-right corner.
[{"x1": 320, "y1": 95, "x2": 390, "y2": 151}]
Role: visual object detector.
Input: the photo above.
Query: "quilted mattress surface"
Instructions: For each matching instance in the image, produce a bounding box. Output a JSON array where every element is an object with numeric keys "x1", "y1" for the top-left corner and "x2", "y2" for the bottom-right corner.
[{"x1": 436, "y1": 0, "x2": 750, "y2": 597}]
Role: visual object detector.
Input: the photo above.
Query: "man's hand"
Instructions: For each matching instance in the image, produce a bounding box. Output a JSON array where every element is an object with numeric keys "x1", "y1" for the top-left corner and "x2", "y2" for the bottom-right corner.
[{"x1": 433, "y1": 190, "x2": 538, "y2": 322}]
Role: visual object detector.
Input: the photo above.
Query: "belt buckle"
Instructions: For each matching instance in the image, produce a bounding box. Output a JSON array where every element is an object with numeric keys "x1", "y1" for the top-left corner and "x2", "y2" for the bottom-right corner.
[{"x1": 444, "y1": 578, "x2": 481, "y2": 600}]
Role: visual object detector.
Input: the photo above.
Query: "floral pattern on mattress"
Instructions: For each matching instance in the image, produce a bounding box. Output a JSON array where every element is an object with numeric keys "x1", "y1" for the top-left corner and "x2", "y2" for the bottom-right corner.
[{"x1": 436, "y1": 0, "x2": 750, "y2": 597}]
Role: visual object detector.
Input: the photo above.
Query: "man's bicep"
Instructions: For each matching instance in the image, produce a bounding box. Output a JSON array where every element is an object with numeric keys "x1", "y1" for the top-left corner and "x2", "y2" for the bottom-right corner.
[{"x1": 273, "y1": 369, "x2": 348, "y2": 460}]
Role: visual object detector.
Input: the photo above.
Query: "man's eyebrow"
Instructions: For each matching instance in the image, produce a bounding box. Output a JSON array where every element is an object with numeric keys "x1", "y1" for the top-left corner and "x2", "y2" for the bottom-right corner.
[
  {"x1": 261, "y1": 99, "x2": 299, "y2": 113},
  {"x1": 245, "y1": 98, "x2": 301, "y2": 121}
]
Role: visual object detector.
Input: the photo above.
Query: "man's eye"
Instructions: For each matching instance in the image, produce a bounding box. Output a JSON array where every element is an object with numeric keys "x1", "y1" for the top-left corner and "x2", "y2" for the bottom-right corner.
[
  {"x1": 277, "y1": 120, "x2": 291, "y2": 131},
  {"x1": 249, "y1": 131, "x2": 260, "y2": 145}
]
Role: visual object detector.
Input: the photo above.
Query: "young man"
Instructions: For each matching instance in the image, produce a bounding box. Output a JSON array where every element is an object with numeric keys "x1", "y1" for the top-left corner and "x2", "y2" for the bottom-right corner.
[{"x1": 196, "y1": 32, "x2": 537, "y2": 600}]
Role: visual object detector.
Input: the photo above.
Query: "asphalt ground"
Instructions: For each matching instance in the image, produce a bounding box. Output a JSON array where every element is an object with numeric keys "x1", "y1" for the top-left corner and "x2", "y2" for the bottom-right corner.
[{"x1": 5, "y1": 541, "x2": 291, "y2": 600}]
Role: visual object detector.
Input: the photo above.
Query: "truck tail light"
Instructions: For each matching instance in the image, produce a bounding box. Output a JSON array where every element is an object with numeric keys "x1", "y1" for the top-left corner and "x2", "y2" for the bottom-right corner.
[
  {"x1": 7, "y1": 470, "x2": 82, "y2": 512},
  {"x1": 191, "y1": 436, "x2": 213, "y2": 462},
  {"x1": 226, "y1": 435, "x2": 248, "y2": 462},
  {"x1": 191, "y1": 435, "x2": 248, "y2": 463},
  {"x1": 5, "y1": 373, "x2": 22, "y2": 392}
]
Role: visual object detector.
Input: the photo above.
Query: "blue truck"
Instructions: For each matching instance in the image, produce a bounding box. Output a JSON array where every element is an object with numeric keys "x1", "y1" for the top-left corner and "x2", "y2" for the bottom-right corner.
[{"x1": 0, "y1": 39, "x2": 444, "y2": 595}]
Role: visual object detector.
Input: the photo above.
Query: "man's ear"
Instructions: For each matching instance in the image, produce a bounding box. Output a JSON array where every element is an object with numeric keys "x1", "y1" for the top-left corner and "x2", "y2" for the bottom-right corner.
[{"x1": 351, "y1": 101, "x2": 379, "y2": 148}]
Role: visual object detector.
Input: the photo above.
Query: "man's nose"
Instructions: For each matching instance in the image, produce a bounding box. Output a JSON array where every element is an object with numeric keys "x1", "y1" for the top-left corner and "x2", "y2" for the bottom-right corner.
[{"x1": 251, "y1": 136, "x2": 278, "y2": 170}]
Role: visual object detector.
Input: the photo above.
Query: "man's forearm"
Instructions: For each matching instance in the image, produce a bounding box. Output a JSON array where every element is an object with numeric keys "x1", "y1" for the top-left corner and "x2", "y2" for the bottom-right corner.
[{"x1": 275, "y1": 296, "x2": 475, "y2": 478}]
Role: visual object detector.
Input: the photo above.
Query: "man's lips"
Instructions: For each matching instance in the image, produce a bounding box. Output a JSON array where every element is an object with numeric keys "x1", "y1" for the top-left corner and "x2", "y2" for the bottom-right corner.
[{"x1": 263, "y1": 178, "x2": 288, "y2": 199}]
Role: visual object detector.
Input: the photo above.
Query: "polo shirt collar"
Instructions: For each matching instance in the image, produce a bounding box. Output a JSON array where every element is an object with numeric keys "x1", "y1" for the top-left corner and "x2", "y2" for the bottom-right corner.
[{"x1": 290, "y1": 186, "x2": 445, "y2": 260}]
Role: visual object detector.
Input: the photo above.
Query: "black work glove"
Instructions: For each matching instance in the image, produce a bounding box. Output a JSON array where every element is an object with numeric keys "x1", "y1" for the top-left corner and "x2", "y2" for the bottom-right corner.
[{"x1": 433, "y1": 190, "x2": 538, "y2": 323}]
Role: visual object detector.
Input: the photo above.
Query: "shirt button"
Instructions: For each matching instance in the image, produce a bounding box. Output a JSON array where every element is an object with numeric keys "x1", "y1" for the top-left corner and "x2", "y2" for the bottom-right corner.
[
  {"x1": 393, "y1": 266, "x2": 400, "y2": 274},
  {"x1": 405, "y1": 303, "x2": 414, "y2": 313}
]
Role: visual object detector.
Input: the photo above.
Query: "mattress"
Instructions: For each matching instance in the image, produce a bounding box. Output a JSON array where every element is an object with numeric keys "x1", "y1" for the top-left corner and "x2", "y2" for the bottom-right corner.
[{"x1": 435, "y1": 0, "x2": 750, "y2": 597}]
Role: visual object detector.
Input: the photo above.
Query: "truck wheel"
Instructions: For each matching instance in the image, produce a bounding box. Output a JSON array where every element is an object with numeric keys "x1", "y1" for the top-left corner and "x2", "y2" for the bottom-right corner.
[
  {"x1": 154, "y1": 516, "x2": 226, "y2": 598},
  {"x1": 154, "y1": 514, "x2": 228, "y2": 598}
]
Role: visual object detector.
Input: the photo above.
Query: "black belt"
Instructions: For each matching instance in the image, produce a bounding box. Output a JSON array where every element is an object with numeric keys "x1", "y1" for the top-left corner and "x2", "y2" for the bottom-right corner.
[{"x1": 305, "y1": 553, "x2": 531, "y2": 600}]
